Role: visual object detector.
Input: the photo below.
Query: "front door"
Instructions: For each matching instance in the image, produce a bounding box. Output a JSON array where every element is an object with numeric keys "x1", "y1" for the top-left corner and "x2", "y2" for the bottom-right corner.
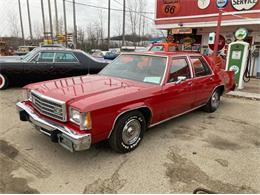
[
  {"x1": 161, "y1": 57, "x2": 194, "y2": 119},
  {"x1": 23, "y1": 51, "x2": 56, "y2": 83}
]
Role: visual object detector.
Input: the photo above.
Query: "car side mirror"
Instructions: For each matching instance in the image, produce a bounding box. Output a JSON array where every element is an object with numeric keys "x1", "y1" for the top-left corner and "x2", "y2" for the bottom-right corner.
[{"x1": 176, "y1": 76, "x2": 187, "y2": 84}]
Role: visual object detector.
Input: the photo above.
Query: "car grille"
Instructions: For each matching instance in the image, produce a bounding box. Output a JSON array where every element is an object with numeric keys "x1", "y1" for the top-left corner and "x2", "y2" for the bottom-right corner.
[{"x1": 31, "y1": 91, "x2": 67, "y2": 122}]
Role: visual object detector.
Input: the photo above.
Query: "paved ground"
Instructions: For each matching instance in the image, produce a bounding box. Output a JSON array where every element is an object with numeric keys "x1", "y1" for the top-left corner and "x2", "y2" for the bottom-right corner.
[{"x1": 0, "y1": 88, "x2": 259, "y2": 193}]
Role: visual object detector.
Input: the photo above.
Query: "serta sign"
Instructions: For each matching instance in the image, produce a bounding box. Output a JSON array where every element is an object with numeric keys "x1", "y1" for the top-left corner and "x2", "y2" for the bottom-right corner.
[{"x1": 231, "y1": 0, "x2": 258, "y2": 10}]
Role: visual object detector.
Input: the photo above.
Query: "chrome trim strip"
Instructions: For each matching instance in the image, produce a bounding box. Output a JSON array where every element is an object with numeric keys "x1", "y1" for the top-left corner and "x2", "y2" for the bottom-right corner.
[
  {"x1": 107, "y1": 106, "x2": 153, "y2": 138},
  {"x1": 149, "y1": 104, "x2": 206, "y2": 128},
  {"x1": 16, "y1": 102, "x2": 89, "y2": 140}
]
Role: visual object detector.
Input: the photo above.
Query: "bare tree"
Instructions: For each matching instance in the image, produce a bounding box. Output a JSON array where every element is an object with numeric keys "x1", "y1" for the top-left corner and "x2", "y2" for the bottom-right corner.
[
  {"x1": 127, "y1": 0, "x2": 139, "y2": 44},
  {"x1": 34, "y1": 22, "x2": 43, "y2": 39},
  {"x1": 8, "y1": 13, "x2": 19, "y2": 37},
  {"x1": 98, "y1": 10, "x2": 105, "y2": 45},
  {"x1": 57, "y1": 17, "x2": 63, "y2": 35},
  {"x1": 77, "y1": 26, "x2": 85, "y2": 45},
  {"x1": 114, "y1": 17, "x2": 122, "y2": 37}
]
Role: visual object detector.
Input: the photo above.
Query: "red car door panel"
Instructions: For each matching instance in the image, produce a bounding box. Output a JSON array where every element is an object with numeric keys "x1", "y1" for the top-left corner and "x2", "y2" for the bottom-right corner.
[
  {"x1": 190, "y1": 56, "x2": 215, "y2": 107},
  {"x1": 160, "y1": 57, "x2": 194, "y2": 119}
]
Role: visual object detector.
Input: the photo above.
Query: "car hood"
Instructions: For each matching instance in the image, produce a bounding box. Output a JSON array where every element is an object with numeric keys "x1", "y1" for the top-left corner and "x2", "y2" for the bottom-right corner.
[{"x1": 26, "y1": 75, "x2": 157, "y2": 111}]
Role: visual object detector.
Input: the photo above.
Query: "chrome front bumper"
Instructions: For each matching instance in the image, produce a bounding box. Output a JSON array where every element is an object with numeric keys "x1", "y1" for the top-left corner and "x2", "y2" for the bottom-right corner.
[{"x1": 16, "y1": 102, "x2": 91, "y2": 152}]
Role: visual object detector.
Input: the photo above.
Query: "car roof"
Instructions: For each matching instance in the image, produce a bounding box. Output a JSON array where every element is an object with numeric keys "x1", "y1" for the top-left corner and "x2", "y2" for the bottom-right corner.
[
  {"x1": 34, "y1": 47, "x2": 76, "y2": 52},
  {"x1": 122, "y1": 51, "x2": 203, "y2": 57}
]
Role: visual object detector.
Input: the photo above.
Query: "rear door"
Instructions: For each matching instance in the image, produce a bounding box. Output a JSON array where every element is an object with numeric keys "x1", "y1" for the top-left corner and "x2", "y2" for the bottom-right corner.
[
  {"x1": 53, "y1": 51, "x2": 81, "y2": 77},
  {"x1": 161, "y1": 57, "x2": 194, "y2": 118},
  {"x1": 189, "y1": 56, "x2": 215, "y2": 107}
]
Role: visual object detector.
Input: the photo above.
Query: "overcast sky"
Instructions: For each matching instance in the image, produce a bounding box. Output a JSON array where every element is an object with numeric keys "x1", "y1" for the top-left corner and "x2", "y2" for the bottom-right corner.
[{"x1": 0, "y1": 0, "x2": 156, "y2": 38}]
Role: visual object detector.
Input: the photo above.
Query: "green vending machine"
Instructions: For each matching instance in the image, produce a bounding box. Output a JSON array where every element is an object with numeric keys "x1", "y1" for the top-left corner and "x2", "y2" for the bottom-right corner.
[{"x1": 226, "y1": 41, "x2": 249, "y2": 89}]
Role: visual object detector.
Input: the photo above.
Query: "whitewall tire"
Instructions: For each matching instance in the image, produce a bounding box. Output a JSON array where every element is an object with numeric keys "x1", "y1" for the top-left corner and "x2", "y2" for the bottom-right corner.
[{"x1": 0, "y1": 73, "x2": 8, "y2": 90}]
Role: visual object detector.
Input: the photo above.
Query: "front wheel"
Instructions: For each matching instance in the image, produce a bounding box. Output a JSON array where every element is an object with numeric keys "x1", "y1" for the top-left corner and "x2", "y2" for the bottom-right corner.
[
  {"x1": 109, "y1": 111, "x2": 146, "y2": 153},
  {"x1": 0, "y1": 73, "x2": 9, "y2": 90},
  {"x1": 203, "y1": 89, "x2": 221, "y2": 113}
]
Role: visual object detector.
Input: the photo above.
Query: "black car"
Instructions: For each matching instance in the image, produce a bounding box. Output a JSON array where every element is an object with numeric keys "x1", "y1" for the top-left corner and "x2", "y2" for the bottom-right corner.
[{"x1": 0, "y1": 48, "x2": 108, "y2": 89}]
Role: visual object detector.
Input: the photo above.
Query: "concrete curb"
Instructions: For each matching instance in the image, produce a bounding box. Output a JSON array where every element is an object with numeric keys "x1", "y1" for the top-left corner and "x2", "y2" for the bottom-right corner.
[{"x1": 225, "y1": 91, "x2": 260, "y2": 101}]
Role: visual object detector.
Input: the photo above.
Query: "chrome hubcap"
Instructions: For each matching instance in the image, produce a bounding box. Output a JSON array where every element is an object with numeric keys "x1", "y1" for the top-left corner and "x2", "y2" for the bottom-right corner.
[
  {"x1": 211, "y1": 92, "x2": 220, "y2": 108},
  {"x1": 122, "y1": 119, "x2": 141, "y2": 145}
]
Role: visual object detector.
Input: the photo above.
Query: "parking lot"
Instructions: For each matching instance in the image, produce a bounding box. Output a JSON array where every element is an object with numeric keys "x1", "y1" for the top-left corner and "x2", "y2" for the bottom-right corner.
[{"x1": 0, "y1": 88, "x2": 259, "y2": 193}]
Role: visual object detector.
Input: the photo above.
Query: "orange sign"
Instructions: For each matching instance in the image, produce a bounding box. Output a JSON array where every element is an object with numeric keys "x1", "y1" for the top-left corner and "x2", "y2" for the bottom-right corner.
[
  {"x1": 171, "y1": 28, "x2": 192, "y2": 34},
  {"x1": 160, "y1": 0, "x2": 181, "y2": 16}
]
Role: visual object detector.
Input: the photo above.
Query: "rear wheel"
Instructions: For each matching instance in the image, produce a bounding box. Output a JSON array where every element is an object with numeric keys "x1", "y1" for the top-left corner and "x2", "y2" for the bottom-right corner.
[
  {"x1": 0, "y1": 73, "x2": 8, "y2": 90},
  {"x1": 203, "y1": 89, "x2": 221, "y2": 113},
  {"x1": 109, "y1": 111, "x2": 146, "y2": 153}
]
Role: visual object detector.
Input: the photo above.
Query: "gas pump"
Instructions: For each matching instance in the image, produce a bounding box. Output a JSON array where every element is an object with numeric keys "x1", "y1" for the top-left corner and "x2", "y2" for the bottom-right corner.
[
  {"x1": 226, "y1": 41, "x2": 249, "y2": 89},
  {"x1": 226, "y1": 28, "x2": 251, "y2": 90}
]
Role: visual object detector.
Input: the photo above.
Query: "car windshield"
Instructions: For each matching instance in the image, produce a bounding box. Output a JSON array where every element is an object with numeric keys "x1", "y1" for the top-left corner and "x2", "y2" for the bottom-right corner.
[
  {"x1": 99, "y1": 54, "x2": 167, "y2": 85},
  {"x1": 21, "y1": 48, "x2": 39, "y2": 62}
]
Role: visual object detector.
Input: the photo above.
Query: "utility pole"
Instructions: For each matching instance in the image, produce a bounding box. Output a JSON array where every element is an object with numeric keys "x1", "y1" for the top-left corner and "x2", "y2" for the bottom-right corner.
[
  {"x1": 41, "y1": 0, "x2": 46, "y2": 34},
  {"x1": 73, "y1": 0, "x2": 77, "y2": 48},
  {"x1": 54, "y1": 0, "x2": 59, "y2": 35},
  {"x1": 63, "y1": 0, "x2": 68, "y2": 47},
  {"x1": 18, "y1": 0, "x2": 24, "y2": 43},
  {"x1": 107, "y1": 0, "x2": 111, "y2": 50},
  {"x1": 48, "y1": 0, "x2": 53, "y2": 42},
  {"x1": 213, "y1": 9, "x2": 223, "y2": 62},
  {"x1": 26, "y1": 0, "x2": 33, "y2": 41},
  {"x1": 122, "y1": 0, "x2": 126, "y2": 46}
]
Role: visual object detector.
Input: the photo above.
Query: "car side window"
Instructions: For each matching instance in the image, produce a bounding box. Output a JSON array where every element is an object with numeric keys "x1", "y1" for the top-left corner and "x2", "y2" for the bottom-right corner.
[
  {"x1": 190, "y1": 57, "x2": 212, "y2": 77},
  {"x1": 30, "y1": 53, "x2": 39, "y2": 62},
  {"x1": 38, "y1": 52, "x2": 54, "y2": 62},
  {"x1": 55, "y1": 52, "x2": 78, "y2": 63},
  {"x1": 167, "y1": 58, "x2": 191, "y2": 83}
]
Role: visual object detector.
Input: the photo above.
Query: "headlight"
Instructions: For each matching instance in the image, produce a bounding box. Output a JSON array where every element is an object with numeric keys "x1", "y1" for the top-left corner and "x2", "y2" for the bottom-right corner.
[
  {"x1": 69, "y1": 107, "x2": 92, "y2": 130},
  {"x1": 25, "y1": 89, "x2": 32, "y2": 101},
  {"x1": 70, "y1": 108, "x2": 81, "y2": 124}
]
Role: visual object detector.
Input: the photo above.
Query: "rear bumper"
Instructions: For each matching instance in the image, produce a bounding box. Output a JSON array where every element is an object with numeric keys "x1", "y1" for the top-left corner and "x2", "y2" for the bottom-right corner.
[{"x1": 16, "y1": 101, "x2": 91, "y2": 152}]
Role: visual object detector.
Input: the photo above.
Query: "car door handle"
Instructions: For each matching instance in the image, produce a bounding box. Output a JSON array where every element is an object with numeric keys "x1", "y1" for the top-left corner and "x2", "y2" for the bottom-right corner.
[
  {"x1": 188, "y1": 81, "x2": 193, "y2": 86},
  {"x1": 210, "y1": 76, "x2": 214, "y2": 81}
]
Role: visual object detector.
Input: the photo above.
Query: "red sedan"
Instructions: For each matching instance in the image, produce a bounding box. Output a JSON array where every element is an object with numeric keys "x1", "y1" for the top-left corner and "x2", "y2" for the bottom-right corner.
[{"x1": 17, "y1": 52, "x2": 235, "y2": 153}]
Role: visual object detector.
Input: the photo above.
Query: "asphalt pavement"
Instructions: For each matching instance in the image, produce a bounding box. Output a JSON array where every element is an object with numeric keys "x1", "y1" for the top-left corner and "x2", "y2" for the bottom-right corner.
[{"x1": 0, "y1": 88, "x2": 259, "y2": 193}]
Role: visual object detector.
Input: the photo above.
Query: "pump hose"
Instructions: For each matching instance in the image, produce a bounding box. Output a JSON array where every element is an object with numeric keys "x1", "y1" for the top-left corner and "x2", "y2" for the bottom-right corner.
[
  {"x1": 193, "y1": 187, "x2": 218, "y2": 194},
  {"x1": 243, "y1": 50, "x2": 251, "y2": 83}
]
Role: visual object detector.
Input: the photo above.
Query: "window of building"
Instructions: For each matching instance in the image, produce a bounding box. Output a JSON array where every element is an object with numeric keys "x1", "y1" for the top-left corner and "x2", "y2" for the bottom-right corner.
[{"x1": 168, "y1": 58, "x2": 191, "y2": 83}]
